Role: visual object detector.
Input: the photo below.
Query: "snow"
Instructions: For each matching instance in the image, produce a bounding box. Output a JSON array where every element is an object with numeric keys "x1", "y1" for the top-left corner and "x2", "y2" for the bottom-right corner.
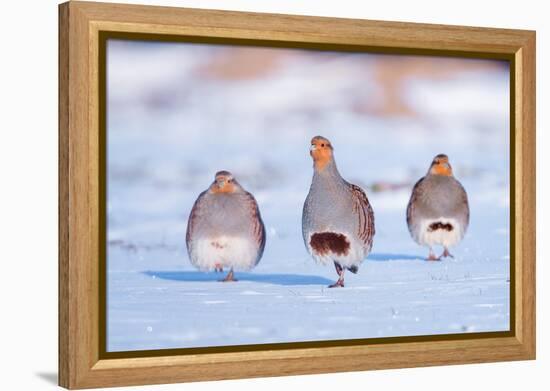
[{"x1": 106, "y1": 40, "x2": 510, "y2": 352}]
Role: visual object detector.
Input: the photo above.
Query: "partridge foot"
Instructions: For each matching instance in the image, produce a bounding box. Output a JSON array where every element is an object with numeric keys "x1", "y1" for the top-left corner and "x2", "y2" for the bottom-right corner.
[
  {"x1": 427, "y1": 251, "x2": 441, "y2": 261},
  {"x1": 328, "y1": 279, "x2": 345, "y2": 288},
  {"x1": 220, "y1": 269, "x2": 237, "y2": 282}
]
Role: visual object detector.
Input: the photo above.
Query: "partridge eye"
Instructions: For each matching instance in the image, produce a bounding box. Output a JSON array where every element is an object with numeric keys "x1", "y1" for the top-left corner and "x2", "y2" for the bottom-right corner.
[{"x1": 321, "y1": 143, "x2": 325, "y2": 147}]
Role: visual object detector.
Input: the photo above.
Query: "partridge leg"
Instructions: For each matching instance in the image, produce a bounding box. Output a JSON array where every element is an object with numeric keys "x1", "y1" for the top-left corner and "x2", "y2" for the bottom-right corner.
[
  {"x1": 329, "y1": 262, "x2": 345, "y2": 288},
  {"x1": 441, "y1": 247, "x2": 454, "y2": 258},
  {"x1": 220, "y1": 268, "x2": 237, "y2": 282},
  {"x1": 214, "y1": 263, "x2": 223, "y2": 273}
]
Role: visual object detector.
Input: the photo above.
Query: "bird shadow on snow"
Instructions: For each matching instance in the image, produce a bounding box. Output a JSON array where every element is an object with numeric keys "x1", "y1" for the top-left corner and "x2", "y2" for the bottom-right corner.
[
  {"x1": 368, "y1": 252, "x2": 424, "y2": 262},
  {"x1": 143, "y1": 271, "x2": 334, "y2": 286}
]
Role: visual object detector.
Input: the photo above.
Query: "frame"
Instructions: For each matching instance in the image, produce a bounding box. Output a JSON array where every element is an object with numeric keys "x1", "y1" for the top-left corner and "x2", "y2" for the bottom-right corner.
[{"x1": 59, "y1": 1, "x2": 536, "y2": 389}]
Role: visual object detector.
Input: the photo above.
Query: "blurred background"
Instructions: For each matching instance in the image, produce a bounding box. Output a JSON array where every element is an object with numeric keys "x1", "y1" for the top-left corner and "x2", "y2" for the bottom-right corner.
[
  {"x1": 106, "y1": 39, "x2": 510, "y2": 351},
  {"x1": 107, "y1": 40, "x2": 509, "y2": 246}
]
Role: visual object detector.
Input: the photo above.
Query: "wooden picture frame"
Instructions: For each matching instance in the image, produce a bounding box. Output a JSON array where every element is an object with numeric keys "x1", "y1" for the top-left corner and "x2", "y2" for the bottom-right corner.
[{"x1": 59, "y1": 1, "x2": 536, "y2": 389}]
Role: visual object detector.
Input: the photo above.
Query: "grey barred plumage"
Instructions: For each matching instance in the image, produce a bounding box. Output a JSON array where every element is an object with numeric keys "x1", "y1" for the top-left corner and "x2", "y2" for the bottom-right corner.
[
  {"x1": 302, "y1": 136, "x2": 375, "y2": 287},
  {"x1": 406, "y1": 154, "x2": 469, "y2": 260},
  {"x1": 186, "y1": 171, "x2": 266, "y2": 281}
]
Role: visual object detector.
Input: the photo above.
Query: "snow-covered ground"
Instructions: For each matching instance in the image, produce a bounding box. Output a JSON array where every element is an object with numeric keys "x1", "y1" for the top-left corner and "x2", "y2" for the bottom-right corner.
[{"x1": 106, "y1": 40, "x2": 510, "y2": 352}]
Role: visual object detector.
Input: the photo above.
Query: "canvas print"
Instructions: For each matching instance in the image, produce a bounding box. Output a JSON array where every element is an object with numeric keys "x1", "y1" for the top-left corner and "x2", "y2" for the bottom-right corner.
[{"x1": 106, "y1": 39, "x2": 510, "y2": 352}]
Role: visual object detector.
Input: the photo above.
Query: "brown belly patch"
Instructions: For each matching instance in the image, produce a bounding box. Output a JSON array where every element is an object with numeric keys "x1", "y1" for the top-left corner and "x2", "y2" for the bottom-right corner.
[
  {"x1": 428, "y1": 222, "x2": 454, "y2": 232},
  {"x1": 310, "y1": 232, "x2": 350, "y2": 256}
]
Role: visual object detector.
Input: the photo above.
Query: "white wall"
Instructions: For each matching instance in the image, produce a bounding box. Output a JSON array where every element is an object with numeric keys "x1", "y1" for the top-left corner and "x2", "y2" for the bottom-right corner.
[{"x1": 1, "y1": 0, "x2": 546, "y2": 390}]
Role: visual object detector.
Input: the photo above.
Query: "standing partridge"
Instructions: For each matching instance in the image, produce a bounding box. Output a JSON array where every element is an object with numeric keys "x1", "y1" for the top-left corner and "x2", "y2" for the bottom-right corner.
[
  {"x1": 302, "y1": 136, "x2": 375, "y2": 288},
  {"x1": 186, "y1": 171, "x2": 266, "y2": 281},
  {"x1": 406, "y1": 154, "x2": 469, "y2": 260}
]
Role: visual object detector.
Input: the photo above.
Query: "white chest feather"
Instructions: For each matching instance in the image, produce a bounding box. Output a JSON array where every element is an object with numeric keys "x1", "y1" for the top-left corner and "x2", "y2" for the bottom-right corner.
[
  {"x1": 414, "y1": 217, "x2": 465, "y2": 248},
  {"x1": 306, "y1": 230, "x2": 367, "y2": 268},
  {"x1": 189, "y1": 236, "x2": 258, "y2": 271}
]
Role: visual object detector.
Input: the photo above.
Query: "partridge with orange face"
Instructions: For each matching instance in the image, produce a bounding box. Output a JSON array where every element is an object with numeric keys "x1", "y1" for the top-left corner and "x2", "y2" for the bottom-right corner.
[
  {"x1": 302, "y1": 136, "x2": 375, "y2": 287},
  {"x1": 406, "y1": 154, "x2": 469, "y2": 260},
  {"x1": 186, "y1": 171, "x2": 266, "y2": 281}
]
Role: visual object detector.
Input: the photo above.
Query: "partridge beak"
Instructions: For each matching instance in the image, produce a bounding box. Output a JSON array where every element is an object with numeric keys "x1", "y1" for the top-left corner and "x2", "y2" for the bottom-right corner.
[
  {"x1": 310, "y1": 144, "x2": 317, "y2": 151},
  {"x1": 217, "y1": 180, "x2": 226, "y2": 188}
]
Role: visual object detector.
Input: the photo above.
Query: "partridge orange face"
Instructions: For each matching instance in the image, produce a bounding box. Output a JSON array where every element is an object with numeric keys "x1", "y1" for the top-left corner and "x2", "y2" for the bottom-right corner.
[
  {"x1": 310, "y1": 136, "x2": 333, "y2": 171},
  {"x1": 429, "y1": 154, "x2": 453, "y2": 176},
  {"x1": 210, "y1": 171, "x2": 237, "y2": 194}
]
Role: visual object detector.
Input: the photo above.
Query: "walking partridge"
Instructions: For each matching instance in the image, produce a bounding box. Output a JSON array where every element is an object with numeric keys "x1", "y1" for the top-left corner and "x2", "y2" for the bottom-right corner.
[
  {"x1": 302, "y1": 136, "x2": 375, "y2": 288},
  {"x1": 186, "y1": 171, "x2": 266, "y2": 281},
  {"x1": 406, "y1": 154, "x2": 469, "y2": 260}
]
